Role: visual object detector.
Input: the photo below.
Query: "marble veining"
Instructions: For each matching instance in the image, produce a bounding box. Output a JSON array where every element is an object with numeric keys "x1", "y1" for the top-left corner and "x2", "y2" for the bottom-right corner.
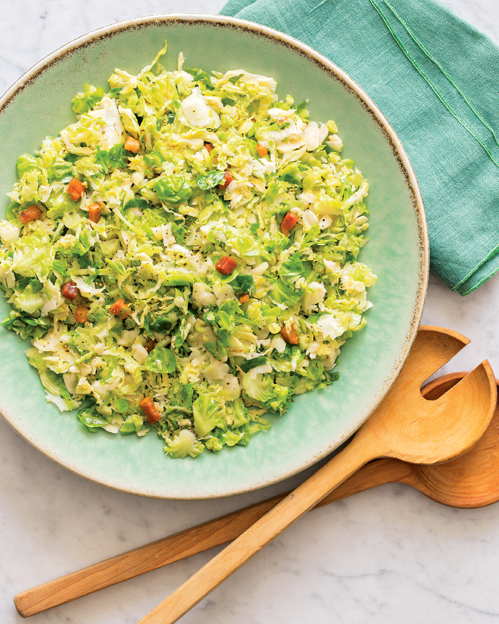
[{"x1": 2, "y1": 1, "x2": 499, "y2": 622}]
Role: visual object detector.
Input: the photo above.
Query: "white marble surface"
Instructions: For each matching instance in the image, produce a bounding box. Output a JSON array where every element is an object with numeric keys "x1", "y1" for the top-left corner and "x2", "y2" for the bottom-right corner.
[{"x1": 2, "y1": 1, "x2": 499, "y2": 622}]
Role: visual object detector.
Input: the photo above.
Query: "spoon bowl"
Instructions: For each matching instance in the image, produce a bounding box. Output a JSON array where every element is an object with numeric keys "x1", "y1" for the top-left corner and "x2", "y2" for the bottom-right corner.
[{"x1": 414, "y1": 372, "x2": 499, "y2": 508}]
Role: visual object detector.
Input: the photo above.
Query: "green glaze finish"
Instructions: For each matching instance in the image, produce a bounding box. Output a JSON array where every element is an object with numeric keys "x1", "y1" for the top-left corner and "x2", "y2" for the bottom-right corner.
[{"x1": 0, "y1": 16, "x2": 428, "y2": 499}]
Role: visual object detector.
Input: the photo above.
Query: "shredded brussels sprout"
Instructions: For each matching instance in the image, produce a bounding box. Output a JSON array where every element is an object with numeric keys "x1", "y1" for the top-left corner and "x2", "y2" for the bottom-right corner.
[{"x1": 0, "y1": 43, "x2": 376, "y2": 458}]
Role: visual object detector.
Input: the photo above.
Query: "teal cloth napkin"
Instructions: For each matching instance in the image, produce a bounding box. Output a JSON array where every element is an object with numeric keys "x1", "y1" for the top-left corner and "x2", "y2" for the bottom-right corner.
[{"x1": 220, "y1": 0, "x2": 499, "y2": 295}]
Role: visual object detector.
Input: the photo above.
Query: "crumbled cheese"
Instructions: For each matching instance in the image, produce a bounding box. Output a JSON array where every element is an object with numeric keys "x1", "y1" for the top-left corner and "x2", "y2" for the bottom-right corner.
[
  {"x1": 302, "y1": 210, "x2": 319, "y2": 230},
  {"x1": 0, "y1": 221, "x2": 19, "y2": 246},
  {"x1": 303, "y1": 121, "x2": 328, "y2": 151},
  {"x1": 317, "y1": 314, "x2": 346, "y2": 340},
  {"x1": 180, "y1": 87, "x2": 220, "y2": 129},
  {"x1": 87, "y1": 97, "x2": 124, "y2": 149},
  {"x1": 132, "y1": 343, "x2": 149, "y2": 364},
  {"x1": 222, "y1": 70, "x2": 276, "y2": 91},
  {"x1": 117, "y1": 328, "x2": 140, "y2": 347},
  {"x1": 327, "y1": 134, "x2": 343, "y2": 151},
  {"x1": 318, "y1": 215, "x2": 332, "y2": 230}
]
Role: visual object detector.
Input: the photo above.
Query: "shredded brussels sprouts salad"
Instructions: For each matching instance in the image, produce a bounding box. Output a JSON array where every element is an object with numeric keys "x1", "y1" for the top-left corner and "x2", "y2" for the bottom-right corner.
[{"x1": 0, "y1": 43, "x2": 376, "y2": 459}]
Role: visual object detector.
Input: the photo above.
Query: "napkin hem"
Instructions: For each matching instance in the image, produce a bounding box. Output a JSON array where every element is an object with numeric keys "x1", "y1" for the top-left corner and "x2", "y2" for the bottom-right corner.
[
  {"x1": 452, "y1": 239, "x2": 499, "y2": 294},
  {"x1": 459, "y1": 263, "x2": 499, "y2": 295}
]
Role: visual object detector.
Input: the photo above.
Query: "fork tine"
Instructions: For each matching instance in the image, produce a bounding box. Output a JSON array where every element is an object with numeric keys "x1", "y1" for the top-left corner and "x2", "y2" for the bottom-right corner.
[{"x1": 397, "y1": 326, "x2": 470, "y2": 386}]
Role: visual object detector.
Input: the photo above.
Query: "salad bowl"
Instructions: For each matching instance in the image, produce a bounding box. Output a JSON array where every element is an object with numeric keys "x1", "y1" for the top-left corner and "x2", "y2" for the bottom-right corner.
[{"x1": 0, "y1": 15, "x2": 428, "y2": 499}]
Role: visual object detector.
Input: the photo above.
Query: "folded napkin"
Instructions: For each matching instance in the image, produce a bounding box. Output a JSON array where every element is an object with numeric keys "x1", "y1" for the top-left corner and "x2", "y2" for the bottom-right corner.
[{"x1": 220, "y1": 0, "x2": 499, "y2": 295}]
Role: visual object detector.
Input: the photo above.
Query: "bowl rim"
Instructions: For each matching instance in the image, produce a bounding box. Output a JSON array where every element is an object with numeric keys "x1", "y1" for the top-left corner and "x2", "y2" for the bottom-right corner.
[{"x1": 0, "y1": 13, "x2": 429, "y2": 499}]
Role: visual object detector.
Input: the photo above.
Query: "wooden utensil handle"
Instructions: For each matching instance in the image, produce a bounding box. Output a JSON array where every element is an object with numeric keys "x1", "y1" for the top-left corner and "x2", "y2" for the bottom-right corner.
[
  {"x1": 14, "y1": 457, "x2": 409, "y2": 618},
  {"x1": 137, "y1": 426, "x2": 384, "y2": 624}
]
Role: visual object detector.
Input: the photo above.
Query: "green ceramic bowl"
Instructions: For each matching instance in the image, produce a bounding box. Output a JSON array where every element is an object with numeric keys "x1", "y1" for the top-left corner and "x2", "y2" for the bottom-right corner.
[{"x1": 0, "y1": 15, "x2": 428, "y2": 499}]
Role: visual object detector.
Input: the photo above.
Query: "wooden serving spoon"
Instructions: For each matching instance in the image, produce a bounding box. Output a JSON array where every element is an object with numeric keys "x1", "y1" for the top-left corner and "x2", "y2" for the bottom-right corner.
[
  {"x1": 138, "y1": 327, "x2": 496, "y2": 623},
  {"x1": 14, "y1": 328, "x2": 497, "y2": 619}
]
